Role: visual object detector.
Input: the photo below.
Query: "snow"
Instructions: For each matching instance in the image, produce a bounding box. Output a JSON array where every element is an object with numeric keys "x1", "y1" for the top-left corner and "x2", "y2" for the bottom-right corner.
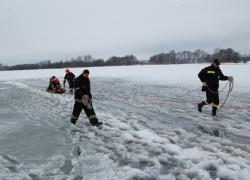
[
  {"x1": 0, "y1": 64, "x2": 250, "y2": 179},
  {"x1": 1, "y1": 63, "x2": 250, "y2": 92}
]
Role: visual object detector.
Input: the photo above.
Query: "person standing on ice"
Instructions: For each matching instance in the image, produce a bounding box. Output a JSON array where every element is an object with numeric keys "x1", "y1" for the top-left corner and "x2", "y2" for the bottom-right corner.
[
  {"x1": 71, "y1": 69, "x2": 102, "y2": 127},
  {"x1": 197, "y1": 59, "x2": 233, "y2": 116},
  {"x1": 63, "y1": 68, "x2": 75, "y2": 93}
]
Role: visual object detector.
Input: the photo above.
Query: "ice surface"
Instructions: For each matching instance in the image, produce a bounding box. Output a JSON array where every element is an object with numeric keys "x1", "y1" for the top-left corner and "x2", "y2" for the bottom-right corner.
[{"x1": 0, "y1": 64, "x2": 250, "y2": 179}]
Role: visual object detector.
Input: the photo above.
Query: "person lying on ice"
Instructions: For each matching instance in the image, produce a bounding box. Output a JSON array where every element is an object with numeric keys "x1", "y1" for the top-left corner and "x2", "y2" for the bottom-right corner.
[
  {"x1": 197, "y1": 59, "x2": 233, "y2": 116},
  {"x1": 71, "y1": 69, "x2": 102, "y2": 127},
  {"x1": 63, "y1": 68, "x2": 75, "y2": 93},
  {"x1": 47, "y1": 76, "x2": 62, "y2": 91}
]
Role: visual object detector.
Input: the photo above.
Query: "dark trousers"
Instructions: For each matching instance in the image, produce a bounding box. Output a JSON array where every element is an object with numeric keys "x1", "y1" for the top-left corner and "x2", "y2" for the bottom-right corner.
[
  {"x1": 68, "y1": 80, "x2": 74, "y2": 89},
  {"x1": 71, "y1": 100, "x2": 98, "y2": 125},
  {"x1": 205, "y1": 89, "x2": 219, "y2": 105},
  {"x1": 199, "y1": 89, "x2": 219, "y2": 115}
]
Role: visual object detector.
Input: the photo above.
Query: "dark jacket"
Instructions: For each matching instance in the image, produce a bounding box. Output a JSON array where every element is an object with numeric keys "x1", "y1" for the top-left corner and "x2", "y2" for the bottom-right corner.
[
  {"x1": 198, "y1": 65, "x2": 228, "y2": 91},
  {"x1": 74, "y1": 74, "x2": 92, "y2": 100},
  {"x1": 64, "y1": 72, "x2": 75, "y2": 83}
]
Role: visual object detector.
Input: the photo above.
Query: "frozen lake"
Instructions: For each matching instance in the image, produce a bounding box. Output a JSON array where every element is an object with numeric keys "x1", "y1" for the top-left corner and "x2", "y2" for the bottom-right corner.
[{"x1": 0, "y1": 64, "x2": 250, "y2": 179}]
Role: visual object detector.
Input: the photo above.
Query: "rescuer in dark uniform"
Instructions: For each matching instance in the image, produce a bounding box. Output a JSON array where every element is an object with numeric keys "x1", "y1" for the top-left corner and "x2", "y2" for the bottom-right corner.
[
  {"x1": 71, "y1": 69, "x2": 102, "y2": 127},
  {"x1": 198, "y1": 59, "x2": 233, "y2": 116},
  {"x1": 63, "y1": 69, "x2": 75, "y2": 93}
]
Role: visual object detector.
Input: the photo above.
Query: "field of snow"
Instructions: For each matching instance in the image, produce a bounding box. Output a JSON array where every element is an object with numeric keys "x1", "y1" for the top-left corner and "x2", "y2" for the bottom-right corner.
[{"x1": 0, "y1": 64, "x2": 250, "y2": 180}]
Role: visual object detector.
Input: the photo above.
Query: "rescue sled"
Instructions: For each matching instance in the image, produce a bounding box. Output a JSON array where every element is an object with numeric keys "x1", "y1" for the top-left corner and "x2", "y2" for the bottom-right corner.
[{"x1": 46, "y1": 88, "x2": 65, "y2": 94}]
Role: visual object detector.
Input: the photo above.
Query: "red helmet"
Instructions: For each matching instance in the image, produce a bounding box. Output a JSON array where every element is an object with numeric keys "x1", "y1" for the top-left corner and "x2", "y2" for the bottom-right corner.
[
  {"x1": 53, "y1": 78, "x2": 59, "y2": 83},
  {"x1": 50, "y1": 76, "x2": 59, "y2": 83},
  {"x1": 50, "y1": 76, "x2": 55, "y2": 81}
]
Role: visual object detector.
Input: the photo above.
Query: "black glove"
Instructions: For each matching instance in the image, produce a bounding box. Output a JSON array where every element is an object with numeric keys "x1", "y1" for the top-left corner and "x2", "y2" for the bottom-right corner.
[{"x1": 201, "y1": 86, "x2": 207, "y2": 92}]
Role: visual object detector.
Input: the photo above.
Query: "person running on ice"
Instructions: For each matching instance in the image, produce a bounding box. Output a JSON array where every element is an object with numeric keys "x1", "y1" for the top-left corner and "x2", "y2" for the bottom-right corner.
[
  {"x1": 197, "y1": 59, "x2": 233, "y2": 116},
  {"x1": 63, "y1": 68, "x2": 75, "y2": 93},
  {"x1": 71, "y1": 69, "x2": 102, "y2": 127},
  {"x1": 47, "y1": 76, "x2": 61, "y2": 91}
]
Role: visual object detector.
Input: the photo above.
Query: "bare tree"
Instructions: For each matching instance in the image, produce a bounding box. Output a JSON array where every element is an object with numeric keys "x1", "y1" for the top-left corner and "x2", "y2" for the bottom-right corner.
[{"x1": 212, "y1": 48, "x2": 240, "y2": 63}]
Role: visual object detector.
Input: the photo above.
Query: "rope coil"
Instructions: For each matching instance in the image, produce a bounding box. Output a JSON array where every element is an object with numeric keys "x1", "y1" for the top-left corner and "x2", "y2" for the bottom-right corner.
[{"x1": 218, "y1": 77, "x2": 234, "y2": 112}]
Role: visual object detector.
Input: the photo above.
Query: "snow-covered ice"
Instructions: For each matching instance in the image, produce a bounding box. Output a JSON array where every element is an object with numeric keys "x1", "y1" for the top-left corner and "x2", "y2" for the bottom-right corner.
[{"x1": 0, "y1": 64, "x2": 250, "y2": 179}]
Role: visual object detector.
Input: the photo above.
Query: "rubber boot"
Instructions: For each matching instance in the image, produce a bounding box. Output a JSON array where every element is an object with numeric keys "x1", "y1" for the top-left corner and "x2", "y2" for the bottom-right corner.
[
  {"x1": 198, "y1": 101, "x2": 206, "y2": 112},
  {"x1": 90, "y1": 119, "x2": 103, "y2": 129},
  {"x1": 94, "y1": 122, "x2": 103, "y2": 128},
  {"x1": 71, "y1": 118, "x2": 77, "y2": 124},
  {"x1": 212, "y1": 106, "x2": 217, "y2": 117}
]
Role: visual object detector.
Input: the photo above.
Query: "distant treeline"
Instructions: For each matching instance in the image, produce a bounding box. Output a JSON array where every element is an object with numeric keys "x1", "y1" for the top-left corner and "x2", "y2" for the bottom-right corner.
[
  {"x1": 149, "y1": 48, "x2": 250, "y2": 64},
  {"x1": 0, "y1": 55, "x2": 139, "y2": 71},
  {"x1": 0, "y1": 48, "x2": 250, "y2": 71}
]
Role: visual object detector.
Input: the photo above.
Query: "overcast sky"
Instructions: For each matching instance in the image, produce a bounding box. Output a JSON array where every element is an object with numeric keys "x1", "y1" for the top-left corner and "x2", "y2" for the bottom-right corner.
[{"x1": 0, "y1": 0, "x2": 250, "y2": 65}]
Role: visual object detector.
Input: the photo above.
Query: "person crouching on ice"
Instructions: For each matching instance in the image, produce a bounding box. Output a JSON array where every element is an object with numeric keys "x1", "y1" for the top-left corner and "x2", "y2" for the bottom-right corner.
[
  {"x1": 71, "y1": 69, "x2": 102, "y2": 127},
  {"x1": 63, "y1": 69, "x2": 75, "y2": 93},
  {"x1": 47, "y1": 76, "x2": 61, "y2": 91},
  {"x1": 197, "y1": 59, "x2": 233, "y2": 117}
]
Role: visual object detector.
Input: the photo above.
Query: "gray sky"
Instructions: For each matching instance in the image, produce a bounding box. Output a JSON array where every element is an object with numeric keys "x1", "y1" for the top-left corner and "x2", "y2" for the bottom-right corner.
[{"x1": 1, "y1": 0, "x2": 250, "y2": 65}]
